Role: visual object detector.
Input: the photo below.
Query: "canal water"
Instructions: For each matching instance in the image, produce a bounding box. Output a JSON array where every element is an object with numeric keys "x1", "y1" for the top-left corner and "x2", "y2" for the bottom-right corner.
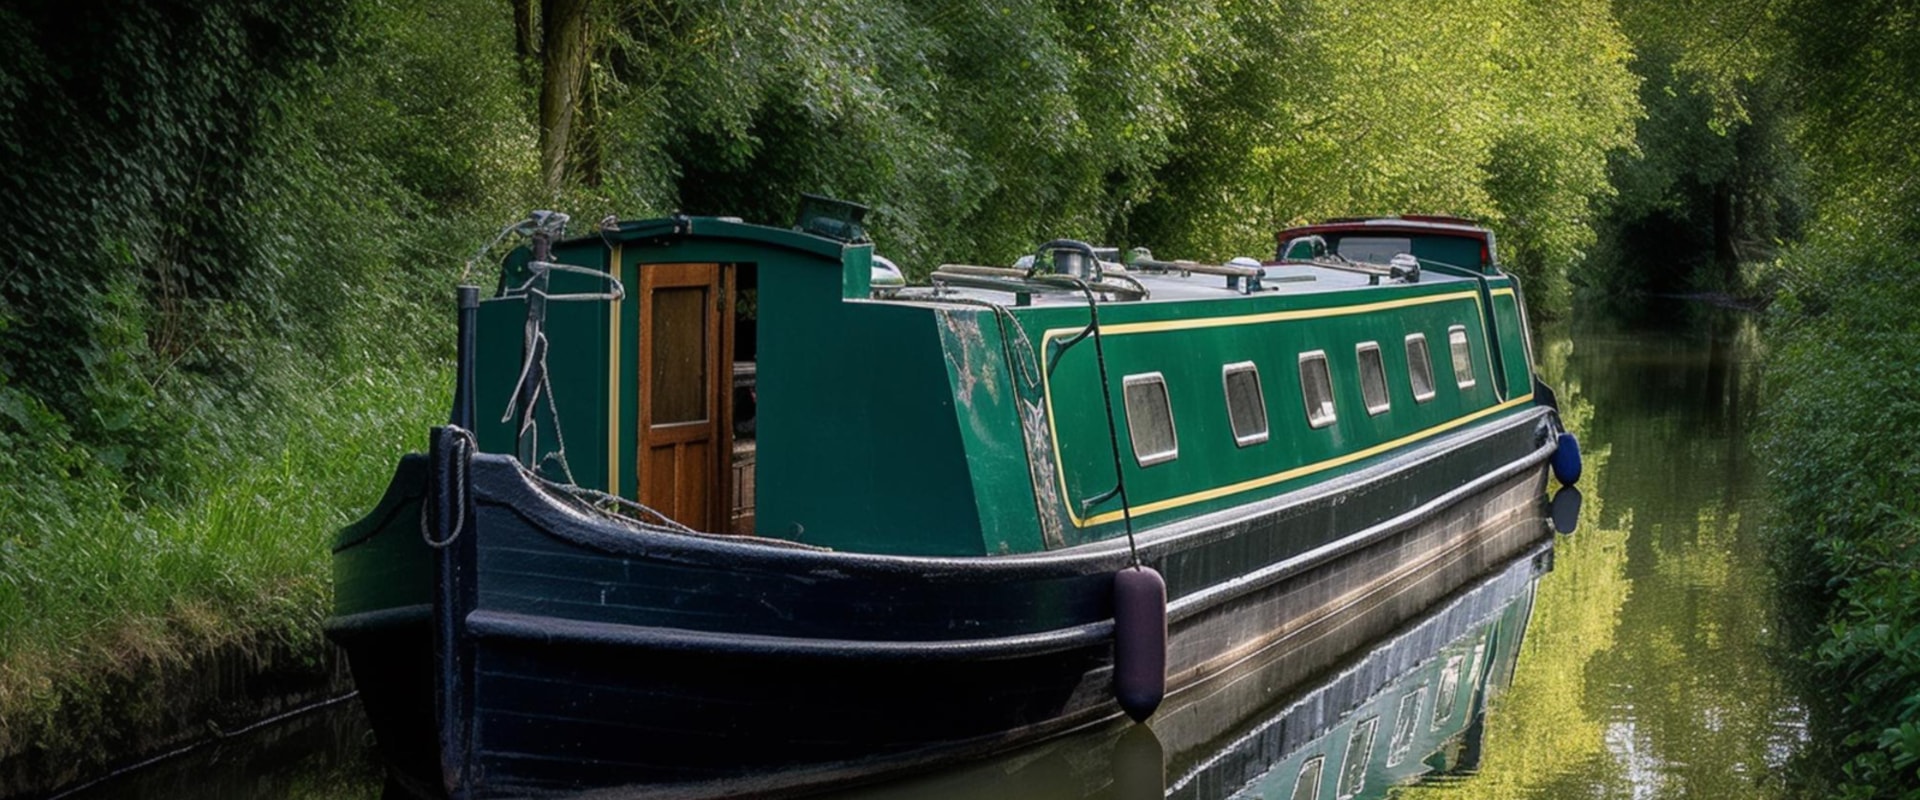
[{"x1": 58, "y1": 309, "x2": 1797, "y2": 800}]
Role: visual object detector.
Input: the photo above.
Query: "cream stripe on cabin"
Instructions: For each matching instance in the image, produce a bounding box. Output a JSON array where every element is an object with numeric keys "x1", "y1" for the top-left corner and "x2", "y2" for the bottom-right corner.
[
  {"x1": 608, "y1": 244, "x2": 623, "y2": 498},
  {"x1": 1040, "y1": 286, "x2": 1531, "y2": 529}
]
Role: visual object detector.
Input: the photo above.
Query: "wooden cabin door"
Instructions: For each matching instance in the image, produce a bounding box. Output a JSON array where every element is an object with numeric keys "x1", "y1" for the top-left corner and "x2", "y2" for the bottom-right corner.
[{"x1": 637, "y1": 263, "x2": 733, "y2": 531}]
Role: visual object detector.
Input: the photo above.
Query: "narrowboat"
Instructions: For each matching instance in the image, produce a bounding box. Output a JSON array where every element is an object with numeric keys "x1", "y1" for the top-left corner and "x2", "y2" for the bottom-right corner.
[{"x1": 326, "y1": 197, "x2": 1575, "y2": 798}]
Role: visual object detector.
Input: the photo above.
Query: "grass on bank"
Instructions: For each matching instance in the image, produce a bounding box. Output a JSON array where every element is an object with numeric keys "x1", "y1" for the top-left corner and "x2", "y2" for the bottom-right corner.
[{"x1": 0, "y1": 352, "x2": 449, "y2": 756}]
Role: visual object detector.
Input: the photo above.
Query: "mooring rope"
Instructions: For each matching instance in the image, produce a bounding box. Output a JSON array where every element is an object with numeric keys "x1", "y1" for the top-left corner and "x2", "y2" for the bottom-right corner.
[{"x1": 420, "y1": 426, "x2": 476, "y2": 549}]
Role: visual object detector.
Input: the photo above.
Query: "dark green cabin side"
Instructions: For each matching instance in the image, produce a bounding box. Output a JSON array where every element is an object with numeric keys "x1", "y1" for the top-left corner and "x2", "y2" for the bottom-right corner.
[{"x1": 470, "y1": 215, "x2": 1540, "y2": 558}]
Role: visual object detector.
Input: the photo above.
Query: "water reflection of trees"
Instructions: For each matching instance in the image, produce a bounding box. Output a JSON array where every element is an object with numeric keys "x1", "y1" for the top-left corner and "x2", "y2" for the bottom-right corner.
[{"x1": 1396, "y1": 312, "x2": 1797, "y2": 799}]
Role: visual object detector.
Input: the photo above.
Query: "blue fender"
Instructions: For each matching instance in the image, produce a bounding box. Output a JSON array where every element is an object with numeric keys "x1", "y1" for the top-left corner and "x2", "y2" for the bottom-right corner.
[{"x1": 1553, "y1": 431, "x2": 1583, "y2": 486}]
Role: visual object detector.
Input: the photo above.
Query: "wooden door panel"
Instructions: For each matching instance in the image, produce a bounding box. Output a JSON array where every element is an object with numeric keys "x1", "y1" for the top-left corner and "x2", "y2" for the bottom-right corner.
[
  {"x1": 643, "y1": 444, "x2": 681, "y2": 523},
  {"x1": 679, "y1": 440, "x2": 710, "y2": 530},
  {"x1": 636, "y1": 262, "x2": 732, "y2": 531}
]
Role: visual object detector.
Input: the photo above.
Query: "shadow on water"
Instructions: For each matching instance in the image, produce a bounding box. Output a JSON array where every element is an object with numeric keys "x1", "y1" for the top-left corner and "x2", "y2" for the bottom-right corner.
[{"x1": 56, "y1": 698, "x2": 383, "y2": 800}]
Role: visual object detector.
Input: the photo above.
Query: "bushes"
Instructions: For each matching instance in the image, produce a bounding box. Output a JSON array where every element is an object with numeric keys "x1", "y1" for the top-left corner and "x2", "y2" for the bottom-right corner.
[
  {"x1": 0, "y1": 0, "x2": 534, "y2": 749},
  {"x1": 1761, "y1": 222, "x2": 1920, "y2": 797}
]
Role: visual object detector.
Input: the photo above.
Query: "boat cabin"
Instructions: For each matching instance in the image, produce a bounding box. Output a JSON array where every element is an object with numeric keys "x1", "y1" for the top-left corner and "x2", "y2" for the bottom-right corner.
[{"x1": 471, "y1": 202, "x2": 1538, "y2": 558}]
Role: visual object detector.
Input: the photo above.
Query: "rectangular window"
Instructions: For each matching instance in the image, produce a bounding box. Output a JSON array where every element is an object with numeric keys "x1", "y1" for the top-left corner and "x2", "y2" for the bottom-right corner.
[
  {"x1": 1387, "y1": 686, "x2": 1426, "y2": 767},
  {"x1": 1357, "y1": 342, "x2": 1390, "y2": 416},
  {"x1": 1334, "y1": 236, "x2": 1413, "y2": 265},
  {"x1": 1292, "y1": 755, "x2": 1325, "y2": 800},
  {"x1": 1223, "y1": 361, "x2": 1269, "y2": 447},
  {"x1": 1299, "y1": 351, "x2": 1336, "y2": 429},
  {"x1": 1337, "y1": 716, "x2": 1378, "y2": 798},
  {"x1": 1432, "y1": 653, "x2": 1465, "y2": 730},
  {"x1": 1405, "y1": 333, "x2": 1436, "y2": 402},
  {"x1": 1448, "y1": 325, "x2": 1476, "y2": 389},
  {"x1": 1123, "y1": 373, "x2": 1178, "y2": 467},
  {"x1": 650, "y1": 286, "x2": 710, "y2": 424}
]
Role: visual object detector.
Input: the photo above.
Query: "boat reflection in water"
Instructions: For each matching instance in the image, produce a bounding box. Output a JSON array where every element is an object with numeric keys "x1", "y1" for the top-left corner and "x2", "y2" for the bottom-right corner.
[{"x1": 833, "y1": 534, "x2": 1552, "y2": 800}]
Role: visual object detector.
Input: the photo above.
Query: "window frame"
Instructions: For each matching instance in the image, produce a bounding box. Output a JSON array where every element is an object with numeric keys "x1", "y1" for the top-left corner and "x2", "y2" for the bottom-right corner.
[
  {"x1": 1356, "y1": 342, "x2": 1391, "y2": 416},
  {"x1": 1447, "y1": 325, "x2": 1476, "y2": 390},
  {"x1": 1292, "y1": 755, "x2": 1326, "y2": 800},
  {"x1": 1337, "y1": 716, "x2": 1379, "y2": 798},
  {"x1": 1405, "y1": 333, "x2": 1436, "y2": 403},
  {"x1": 1122, "y1": 372, "x2": 1179, "y2": 467},
  {"x1": 1221, "y1": 361, "x2": 1270, "y2": 447},
  {"x1": 1299, "y1": 351, "x2": 1337, "y2": 429}
]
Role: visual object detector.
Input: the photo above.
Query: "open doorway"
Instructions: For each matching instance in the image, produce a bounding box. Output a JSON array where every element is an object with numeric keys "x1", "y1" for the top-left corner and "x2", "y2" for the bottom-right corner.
[{"x1": 729, "y1": 264, "x2": 758, "y2": 535}]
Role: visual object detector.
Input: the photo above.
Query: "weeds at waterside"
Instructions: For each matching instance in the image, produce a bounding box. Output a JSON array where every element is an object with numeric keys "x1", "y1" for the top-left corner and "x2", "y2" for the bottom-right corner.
[
  {"x1": 0, "y1": 356, "x2": 448, "y2": 756},
  {"x1": 1762, "y1": 229, "x2": 1920, "y2": 799}
]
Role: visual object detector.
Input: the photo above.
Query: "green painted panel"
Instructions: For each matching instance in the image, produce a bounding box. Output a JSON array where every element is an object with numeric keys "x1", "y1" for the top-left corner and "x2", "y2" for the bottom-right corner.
[
  {"x1": 1024, "y1": 283, "x2": 1530, "y2": 541},
  {"x1": 1491, "y1": 290, "x2": 1533, "y2": 393},
  {"x1": 755, "y1": 265, "x2": 986, "y2": 555},
  {"x1": 935, "y1": 308, "x2": 1048, "y2": 554},
  {"x1": 474, "y1": 241, "x2": 612, "y2": 491},
  {"x1": 1409, "y1": 236, "x2": 1487, "y2": 273}
]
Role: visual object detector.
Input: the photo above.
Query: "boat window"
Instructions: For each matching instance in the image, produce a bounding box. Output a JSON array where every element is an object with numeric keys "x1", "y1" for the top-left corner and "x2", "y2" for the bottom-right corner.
[
  {"x1": 1432, "y1": 653, "x2": 1464, "y2": 730},
  {"x1": 651, "y1": 286, "x2": 711, "y2": 424},
  {"x1": 1222, "y1": 361, "x2": 1269, "y2": 447},
  {"x1": 1292, "y1": 755, "x2": 1325, "y2": 800},
  {"x1": 1338, "y1": 716, "x2": 1378, "y2": 798},
  {"x1": 1448, "y1": 325, "x2": 1475, "y2": 389},
  {"x1": 1405, "y1": 334, "x2": 1436, "y2": 402},
  {"x1": 1299, "y1": 352, "x2": 1336, "y2": 429},
  {"x1": 1387, "y1": 685, "x2": 1426, "y2": 767},
  {"x1": 1357, "y1": 343, "x2": 1390, "y2": 416},
  {"x1": 1334, "y1": 236, "x2": 1412, "y2": 264},
  {"x1": 1123, "y1": 373, "x2": 1178, "y2": 467}
]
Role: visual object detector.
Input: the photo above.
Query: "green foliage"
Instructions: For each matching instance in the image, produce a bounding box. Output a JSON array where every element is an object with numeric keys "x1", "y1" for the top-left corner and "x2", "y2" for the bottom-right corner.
[
  {"x1": 1585, "y1": 0, "x2": 1802, "y2": 305},
  {"x1": 0, "y1": 0, "x2": 536, "y2": 755},
  {"x1": 1755, "y1": 2, "x2": 1920, "y2": 795},
  {"x1": 1131, "y1": 0, "x2": 1640, "y2": 313},
  {"x1": 1762, "y1": 226, "x2": 1920, "y2": 798},
  {"x1": 557, "y1": 0, "x2": 1639, "y2": 295}
]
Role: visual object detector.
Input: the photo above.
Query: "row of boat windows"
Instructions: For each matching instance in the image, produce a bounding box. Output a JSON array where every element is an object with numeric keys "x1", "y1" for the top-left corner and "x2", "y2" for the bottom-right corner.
[
  {"x1": 1121, "y1": 326, "x2": 1478, "y2": 467},
  {"x1": 1285, "y1": 650, "x2": 1474, "y2": 800}
]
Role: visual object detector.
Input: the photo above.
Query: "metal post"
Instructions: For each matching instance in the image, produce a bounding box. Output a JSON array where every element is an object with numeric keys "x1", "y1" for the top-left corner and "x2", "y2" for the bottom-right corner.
[{"x1": 451, "y1": 286, "x2": 480, "y2": 431}]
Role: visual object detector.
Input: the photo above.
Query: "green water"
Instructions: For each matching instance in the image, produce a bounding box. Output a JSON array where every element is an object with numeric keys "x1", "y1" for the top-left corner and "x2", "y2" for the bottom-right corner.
[{"x1": 1390, "y1": 310, "x2": 1802, "y2": 799}]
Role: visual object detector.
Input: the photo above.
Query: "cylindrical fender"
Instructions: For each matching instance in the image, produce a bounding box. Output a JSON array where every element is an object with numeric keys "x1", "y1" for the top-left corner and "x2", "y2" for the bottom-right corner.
[
  {"x1": 1553, "y1": 431, "x2": 1583, "y2": 486},
  {"x1": 1113, "y1": 566, "x2": 1168, "y2": 722}
]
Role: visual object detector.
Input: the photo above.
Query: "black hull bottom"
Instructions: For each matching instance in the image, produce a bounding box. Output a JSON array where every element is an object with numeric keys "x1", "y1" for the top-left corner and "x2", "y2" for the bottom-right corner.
[{"x1": 328, "y1": 409, "x2": 1558, "y2": 798}]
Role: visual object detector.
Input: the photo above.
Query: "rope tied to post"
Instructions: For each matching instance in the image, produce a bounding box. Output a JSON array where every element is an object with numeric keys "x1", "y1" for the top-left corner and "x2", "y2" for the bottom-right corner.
[{"x1": 420, "y1": 426, "x2": 477, "y2": 549}]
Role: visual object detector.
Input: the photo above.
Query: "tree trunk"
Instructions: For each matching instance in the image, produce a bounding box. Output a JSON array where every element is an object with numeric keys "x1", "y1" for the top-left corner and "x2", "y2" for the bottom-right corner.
[
  {"x1": 538, "y1": 0, "x2": 591, "y2": 195},
  {"x1": 1712, "y1": 180, "x2": 1737, "y2": 287}
]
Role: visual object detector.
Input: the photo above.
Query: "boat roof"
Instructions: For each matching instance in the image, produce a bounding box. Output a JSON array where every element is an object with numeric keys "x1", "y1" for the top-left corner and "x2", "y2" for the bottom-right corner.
[
  {"x1": 881, "y1": 261, "x2": 1479, "y2": 309},
  {"x1": 561, "y1": 214, "x2": 859, "y2": 261}
]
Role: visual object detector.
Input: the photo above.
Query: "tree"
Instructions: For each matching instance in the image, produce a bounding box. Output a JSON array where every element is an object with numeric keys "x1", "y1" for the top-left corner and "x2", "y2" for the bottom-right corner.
[{"x1": 529, "y1": 0, "x2": 595, "y2": 194}]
